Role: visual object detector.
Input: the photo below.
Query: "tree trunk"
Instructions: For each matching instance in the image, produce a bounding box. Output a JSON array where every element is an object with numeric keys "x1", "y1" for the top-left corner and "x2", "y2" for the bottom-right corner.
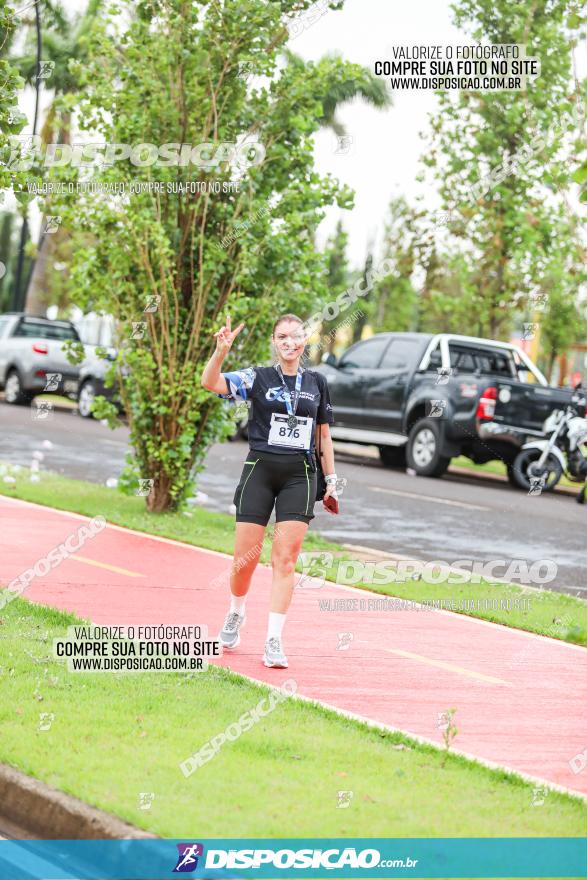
[
  {"x1": 146, "y1": 474, "x2": 175, "y2": 513},
  {"x1": 546, "y1": 351, "x2": 557, "y2": 385},
  {"x1": 25, "y1": 227, "x2": 52, "y2": 315},
  {"x1": 25, "y1": 111, "x2": 71, "y2": 315},
  {"x1": 0, "y1": 213, "x2": 14, "y2": 309},
  {"x1": 327, "y1": 331, "x2": 336, "y2": 355}
]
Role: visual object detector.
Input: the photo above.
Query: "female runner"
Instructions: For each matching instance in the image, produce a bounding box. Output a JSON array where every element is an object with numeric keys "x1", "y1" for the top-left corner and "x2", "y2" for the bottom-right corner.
[{"x1": 201, "y1": 313, "x2": 338, "y2": 668}]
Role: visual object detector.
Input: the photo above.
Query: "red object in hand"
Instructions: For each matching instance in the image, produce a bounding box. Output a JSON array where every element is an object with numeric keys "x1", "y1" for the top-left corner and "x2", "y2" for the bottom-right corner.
[{"x1": 323, "y1": 495, "x2": 339, "y2": 515}]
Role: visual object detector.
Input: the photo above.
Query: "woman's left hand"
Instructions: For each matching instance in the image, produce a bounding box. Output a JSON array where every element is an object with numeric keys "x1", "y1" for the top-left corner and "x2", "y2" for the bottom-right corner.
[{"x1": 323, "y1": 482, "x2": 338, "y2": 513}]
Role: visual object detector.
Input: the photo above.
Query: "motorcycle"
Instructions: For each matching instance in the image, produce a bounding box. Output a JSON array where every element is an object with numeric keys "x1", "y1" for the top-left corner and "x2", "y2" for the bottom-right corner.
[{"x1": 512, "y1": 386, "x2": 587, "y2": 498}]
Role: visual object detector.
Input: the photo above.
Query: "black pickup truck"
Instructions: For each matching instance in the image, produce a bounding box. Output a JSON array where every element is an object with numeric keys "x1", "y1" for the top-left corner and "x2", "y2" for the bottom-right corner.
[{"x1": 316, "y1": 331, "x2": 579, "y2": 481}]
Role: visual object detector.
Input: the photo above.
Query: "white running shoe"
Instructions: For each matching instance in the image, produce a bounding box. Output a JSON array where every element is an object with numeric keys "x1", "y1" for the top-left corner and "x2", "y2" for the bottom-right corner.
[
  {"x1": 218, "y1": 611, "x2": 246, "y2": 649},
  {"x1": 263, "y1": 636, "x2": 288, "y2": 668}
]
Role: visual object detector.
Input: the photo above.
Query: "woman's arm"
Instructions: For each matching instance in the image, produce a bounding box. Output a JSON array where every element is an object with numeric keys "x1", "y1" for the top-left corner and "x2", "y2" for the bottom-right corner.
[
  {"x1": 315, "y1": 372, "x2": 337, "y2": 509},
  {"x1": 201, "y1": 349, "x2": 230, "y2": 395},
  {"x1": 201, "y1": 315, "x2": 244, "y2": 394},
  {"x1": 318, "y1": 422, "x2": 339, "y2": 511},
  {"x1": 318, "y1": 422, "x2": 335, "y2": 477}
]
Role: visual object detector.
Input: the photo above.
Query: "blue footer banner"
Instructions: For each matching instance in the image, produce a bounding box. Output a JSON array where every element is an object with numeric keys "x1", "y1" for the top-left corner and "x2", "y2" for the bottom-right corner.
[{"x1": 0, "y1": 838, "x2": 585, "y2": 879}]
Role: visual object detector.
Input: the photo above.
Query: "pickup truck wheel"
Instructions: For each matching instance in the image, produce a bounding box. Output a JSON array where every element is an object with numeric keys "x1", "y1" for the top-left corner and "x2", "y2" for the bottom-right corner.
[
  {"x1": 378, "y1": 446, "x2": 406, "y2": 469},
  {"x1": 4, "y1": 369, "x2": 32, "y2": 406},
  {"x1": 407, "y1": 417, "x2": 451, "y2": 477}
]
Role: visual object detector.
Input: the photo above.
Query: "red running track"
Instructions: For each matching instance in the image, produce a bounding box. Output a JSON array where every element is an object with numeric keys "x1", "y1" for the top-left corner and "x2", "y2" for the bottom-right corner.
[{"x1": 1, "y1": 494, "x2": 586, "y2": 798}]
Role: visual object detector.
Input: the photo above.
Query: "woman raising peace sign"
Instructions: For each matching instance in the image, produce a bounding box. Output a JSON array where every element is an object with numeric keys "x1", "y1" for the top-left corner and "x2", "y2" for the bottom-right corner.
[{"x1": 201, "y1": 313, "x2": 338, "y2": 668}]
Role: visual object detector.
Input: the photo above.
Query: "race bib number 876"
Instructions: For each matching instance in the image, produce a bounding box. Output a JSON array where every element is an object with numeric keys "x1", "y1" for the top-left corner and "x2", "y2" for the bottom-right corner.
[{"x1": 268, "y1": 413, "x2": 312, "y2": 449}]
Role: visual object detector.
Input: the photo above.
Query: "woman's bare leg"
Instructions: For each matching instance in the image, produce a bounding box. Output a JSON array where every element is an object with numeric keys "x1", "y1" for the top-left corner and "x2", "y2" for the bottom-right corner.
[
  {"x1": 263, "y1": 520, "x2": 308, "y2": 665},
  {"x1": 230, "y1": 522, "x2": 266, "y2": 596},
  {"x1": 269, "y1": 520, "x2": 308, "y2": 613},
  {"x1": 219, "y1": 522, "x2": 266, "y2": 649}
]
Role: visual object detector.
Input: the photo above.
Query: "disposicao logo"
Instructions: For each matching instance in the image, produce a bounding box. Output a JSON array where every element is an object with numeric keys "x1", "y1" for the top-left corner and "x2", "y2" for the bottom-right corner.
[{"x1": 173, "y1": 843, "x2": 204, "y2": 873}]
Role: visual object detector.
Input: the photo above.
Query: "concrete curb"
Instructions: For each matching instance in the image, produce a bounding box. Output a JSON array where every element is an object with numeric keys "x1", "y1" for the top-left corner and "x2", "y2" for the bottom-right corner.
[
  {"x1": 332, "y1": 442, "x2": 581, "y2": 497},
  {"x1": 0, "y1": 392, "x2": 77, "y2": 414},
  {"x1": 448, "y1": 464, "x2": 580, "y2": 497},
  {"x1": 0, "y1": 763, "x2": 156, "y2": 839}
]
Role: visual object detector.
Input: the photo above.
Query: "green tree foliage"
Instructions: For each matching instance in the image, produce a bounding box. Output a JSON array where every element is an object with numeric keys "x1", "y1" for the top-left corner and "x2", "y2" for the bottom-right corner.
[
  {"x1": 41, "y1": 0, "x2": 381, "y2": 512},
  {"x1": 280, "y1": 47, "x2": 389, "y2": 359},
  {"x1": 10, "y1": 0, "x2": 106, "y2": 314},
  {"x1": 423, "y1": 0, "x2": 585, "y2": 343},
  {"x1": 349, "y1": 250, "x2": 372, "y2": 343},
  {"x1": 416, "y1": 247, "x2": 480, "y2": 334},
  {"x1": 532, "y1": 206, "x2": 587, "y2": 381},
  {"x1": 312, "y1": 217, "x2": 350, "y2": 359},
  {"x1": 568, "y1": 1, "x2": 587, "y2": 201},
  {"x1": 0, "y1": 1, "x2": 29, "y2": 307},
  {"x1": 0, "y1": 209, "x2": 33, "y2": 309},
  {"x1": 282, "y1": 47, "x2": 390, "y2": 137},
  {"x1": 372, "y1": 195, "x2": 419, "y2": 332},
  {"x1": 0, "y1": 2, "x2": 27, "y2": 195}
]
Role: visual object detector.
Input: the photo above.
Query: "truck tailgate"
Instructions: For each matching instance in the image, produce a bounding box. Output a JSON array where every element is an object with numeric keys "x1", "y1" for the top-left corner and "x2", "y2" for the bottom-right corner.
[{"x1": 493, "y1": 381, "x2": 576, "y2": 433}]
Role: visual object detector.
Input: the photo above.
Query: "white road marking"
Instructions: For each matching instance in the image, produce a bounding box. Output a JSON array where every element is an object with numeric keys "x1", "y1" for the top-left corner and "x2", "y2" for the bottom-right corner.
[
  {"x1": 353, "y1": 638, "x2": 513, "y2": 685},
  {"x1": 369, "y1": 484, "x2": 489, "y2": 511},
  {"x1": 383, "y1": 646, "x2": 513, "y2": 686},
  {"x1": 68, "y1": 554, "x2": 144, "y2": 578}
]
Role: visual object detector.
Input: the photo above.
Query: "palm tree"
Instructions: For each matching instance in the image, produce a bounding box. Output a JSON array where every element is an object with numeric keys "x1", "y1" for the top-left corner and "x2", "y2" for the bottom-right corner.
[
  {"x1": 0, "y1": 212, "x2": 20, "y2": 312},
  {"x1": 282, "y1": 48, "x2": 391, "y2": 137},
  {"x1": 10, "y1": 0, "x2": 104, "y2": 315},
  {"x1": 282, "y1": 49, "x2": 391, "y2": 352},
  {"x1": 1, "y1": 0, "x2": 41, "y2": 312},
  {"x1": 11, "y1": 15, "x2": 391, "y2": 317}
]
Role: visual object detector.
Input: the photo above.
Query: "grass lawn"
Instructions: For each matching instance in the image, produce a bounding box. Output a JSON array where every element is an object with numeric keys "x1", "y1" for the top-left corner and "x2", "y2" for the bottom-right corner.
[
  {"x1": 1, "y1": 463, "x2": 587, "y2": 646},
  {"x1": 35, "y1": 393, "x2": 78, "y2": 409},
  {"x1": 1, "y1": 598, "x2": 586, "y2": 839},
  {"x1": 452, "y1": 455, "x2": 579, "y2": 492}
]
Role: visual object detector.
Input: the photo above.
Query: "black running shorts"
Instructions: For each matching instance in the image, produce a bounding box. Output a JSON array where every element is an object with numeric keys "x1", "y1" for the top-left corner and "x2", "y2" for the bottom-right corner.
[{"x1": 233, "y1": 450, "x2": 318, "y2": 525}]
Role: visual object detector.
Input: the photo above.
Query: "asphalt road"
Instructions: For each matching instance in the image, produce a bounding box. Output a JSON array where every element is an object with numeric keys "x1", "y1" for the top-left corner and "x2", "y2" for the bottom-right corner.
[{"x1": 0, "y1": 401, "x2": 585, "y2": 595}]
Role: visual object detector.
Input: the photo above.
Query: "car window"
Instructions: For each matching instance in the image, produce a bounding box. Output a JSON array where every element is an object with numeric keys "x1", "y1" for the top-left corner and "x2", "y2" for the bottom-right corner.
[
  {"x1": 0, "y1": 317, "x2": 10, "y2": 339},
  {"x1": 449, "y1": 347, "x2": 477, "y2": 372},
  {"x1": 475, "y1": 348, "x2": 516, "y2": 377},
  {"x1": 379, "y1": 338, "x2": 420, "y2": 370},
  {"x1": 339, "y1": 337, "x2": 389, "y2": 369},
  {"x1": 448, "y1": 345, "x2": 516, "y2": 377},
  {"x1": 511, "y1": 350, "x2": 533, "y2": 383},
  {"x1": 13, "y1": 320, "x2": 79, "y2": 341},
  {"x1": 425, "y1": 347, "x2": 442, "y2": 370}
]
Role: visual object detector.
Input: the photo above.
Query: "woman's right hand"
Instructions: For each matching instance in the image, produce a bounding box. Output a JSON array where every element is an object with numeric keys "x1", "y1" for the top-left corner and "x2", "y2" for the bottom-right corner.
[{"x1": 214, "y1": 314, "x2": 245, "y2": 358}]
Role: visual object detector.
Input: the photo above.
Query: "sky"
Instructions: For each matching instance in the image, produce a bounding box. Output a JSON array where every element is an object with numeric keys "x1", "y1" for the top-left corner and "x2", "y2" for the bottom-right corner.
[
  {"x1": 293, "y1": 0, "x2": 463, "y2": 265},
  {"x1": 11, "y1": 0, "x2": 587, "y2": 268}
]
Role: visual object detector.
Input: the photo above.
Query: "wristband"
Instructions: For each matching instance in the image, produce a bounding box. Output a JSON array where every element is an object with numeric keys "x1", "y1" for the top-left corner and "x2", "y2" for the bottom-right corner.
[{"x1": 324, "y1": 474, "x2": 337, "y2": 484}]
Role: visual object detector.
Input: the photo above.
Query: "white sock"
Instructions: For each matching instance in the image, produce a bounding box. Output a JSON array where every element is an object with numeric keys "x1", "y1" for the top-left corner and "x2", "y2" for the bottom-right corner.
[
  {"x1": 230, "y1": 594, "x2": 246, "y2": 615},
  {"x1": 267, "y1": 611, "x2": 286, "y2": 640}
]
